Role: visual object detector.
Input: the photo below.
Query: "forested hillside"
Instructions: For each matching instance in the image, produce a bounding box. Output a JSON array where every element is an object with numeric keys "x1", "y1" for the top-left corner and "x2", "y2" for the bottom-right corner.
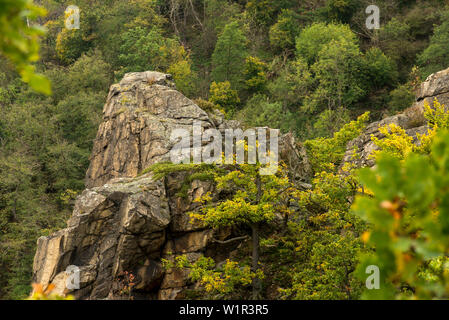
[{"x1": 2, "y1": 0, "x2": 449, "y2": 300}]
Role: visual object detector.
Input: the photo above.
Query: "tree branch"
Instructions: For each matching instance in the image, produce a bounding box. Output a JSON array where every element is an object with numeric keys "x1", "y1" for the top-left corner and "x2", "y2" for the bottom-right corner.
[{"x1": 212, "y1": 235, "x2": 248, "y2": 244}]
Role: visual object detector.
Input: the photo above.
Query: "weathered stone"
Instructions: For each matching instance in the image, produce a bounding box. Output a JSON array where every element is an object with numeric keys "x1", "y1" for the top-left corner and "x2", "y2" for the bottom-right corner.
[
  {"x1": 33, "y1": 174, "x2": 170, "y2": 299},
  {"x1": 279, "y1": 132, "x2": 312, "y2": 184},
  {"x1": 166, "y1": 174, "x2": 214, "y2": 232},
  {"x1": 32, "y1": 71, "x2": 314, "y2": 300},
  {"x1": 417, "y1": 67, "x2": 449, "y2": 102},
  {"x1": 163, "y1": 230, "x2": 214, "y2": 254},
  {"x1": 343, "y1": 67, "x2": 449, "y2": 168},
  {"x1": 158, "y1": 287, "x2": 183, "y2": 300},
  {"x1": 50, "y1": 265, "x2": 97, "y2": 297},
  {"x1": 86, "y1": 72, "x2": 213, "y2": 189},
  {"x1": 133, "y1": 260, "x2": 164, "y2": 291}
]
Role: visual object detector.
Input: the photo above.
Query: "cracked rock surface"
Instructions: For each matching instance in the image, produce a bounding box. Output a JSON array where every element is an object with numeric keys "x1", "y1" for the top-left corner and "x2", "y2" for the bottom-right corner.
[
  {"x1": 342, "y1": 67, "x2": 449, "y2": 168},
  {"x1": 32, "y1": 71, "x2": 311, "y2": 299}
]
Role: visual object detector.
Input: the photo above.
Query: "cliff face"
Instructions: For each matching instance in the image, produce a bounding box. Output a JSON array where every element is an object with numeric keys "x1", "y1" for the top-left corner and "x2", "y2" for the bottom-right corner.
[
  {"x1": 32, "y1": 71, "x2": 311, "y2": 299},
  {"x1": 342, "y1": 67, "x2": 449, "y2": 168}
]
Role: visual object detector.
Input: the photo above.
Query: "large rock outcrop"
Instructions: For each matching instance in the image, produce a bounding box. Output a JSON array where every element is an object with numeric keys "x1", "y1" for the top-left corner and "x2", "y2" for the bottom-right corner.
[
  {"x1": 32, "y1": 71, "x2": 311, "y2": 299},
  {"x1": 342, "y1": 67, "x2": 449, "y2": 168}
]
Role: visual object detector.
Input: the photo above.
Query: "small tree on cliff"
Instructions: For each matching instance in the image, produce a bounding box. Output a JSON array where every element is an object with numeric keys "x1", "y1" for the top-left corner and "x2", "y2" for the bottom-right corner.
[
  {"x1": 149, "y1": 148, "x2": 296, "y2": 299},
  {"x1": 191, "y1": 160, "x2": 295, "y2": 299}
]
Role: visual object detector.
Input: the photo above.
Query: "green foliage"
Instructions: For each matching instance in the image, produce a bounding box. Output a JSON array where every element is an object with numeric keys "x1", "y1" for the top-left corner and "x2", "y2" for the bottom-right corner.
[
  {"x1": 305, "y1": 112, "x2": 370, "y2": 173},
  {"x1": 239, "y1": 94, "x2": 294, "y2": 134},
  {"x1": 305, "y1": 35, "x2": 365, "y2": 113},
  {"x1": 0, "y1": 0, "x2": 51, "y2": 94},
  {"x1": 285, "y1": 22, "x2": 389, "y2": 127},
  {"x1": 211, "y1": 21, "x2": 248, "y2": 87},
  {"x1": 423, "y1": 99, "x2": 449, "y2": 129},
  {"x1": 146, "y1": 162, "x2": 218, "y2": 198},
  {"x1": 371, "y1": 124, "x2": 416, "y2": 160},
  {"x1": 2, "y1": 0, "x2": 449, "y2": 300},
  {"x1": 418, "y1": 10, "x2": 449, "y2": 78},
  {"x1": 163, "y1": 255, "x2": 260, "y2": 298},
  {"x1": 278, "y1": 160, "x2": 366, "y2": 299},
  {"x1": 245, "y1": 0, "x2": 290, "y2": 28},
  {"x1": 168, "y1": 58, "x2": 197, "y2": 97},
  {"x1": 194, "y1": 98, "x2": 219, "y2": 113},
  {"x1": 0, "y1": 49, "x2": 111, "y2": 299},
  {"x1": 312, "y1": 107, "x2": 350, "y2": 138},
  {"x1": 209, "y1": 81, "x2": 240, "y2": 112},
  {"x1": 191, "y1": 163, "x2": 293, "y2": 228},
  {"x1": 55, "y1": 11, "x2": 92, "y2": 65},
  {"x1": 144, "y1": 162, "x2": 218, "y2": 180},
  {"x1": 371, "y1": 99, "x2": 449, "y2": 161},
  {"x1": 243, "y1": 56, "x2": 268, "y2": 93},
  {"x1": 117, "y1": 26, "x2": 191, "y2": 79},
  {"x1": 364, "y1": 47, "x2": 398, "y2": 89},
  {"x1": 268, "y1": 58, "x2": 312, "y2": 109},
  {"x1": 269, "y1": 9, "x2": 300, "y2": 52},
  {"x1": 354, "y1": 100, "x2": 449, "y2": 299},
  {"x1": 379, "y1": 18, "x2": 412, "y2": 64},
  {"x1": 296, "y1": 23, "x2": 358, "y2": 65},
  {"x1": 47, "y1": 49, "x2": 112, "y2": 103},
  {"x1": 278, "y1": 114, "x2": 372, "y2": 295},
  {"x1": 354, "y1": 131, "x2": 449, "y2": 299},
  {"x1": 388, "y1": 84, "x2": 415, "y2": 113},
  {"x1": 190, "y1": 161, "x2": 295, "y2": 299},
  {"x1": 324, "y1": 0, "x2": 359, "y2": 24}
]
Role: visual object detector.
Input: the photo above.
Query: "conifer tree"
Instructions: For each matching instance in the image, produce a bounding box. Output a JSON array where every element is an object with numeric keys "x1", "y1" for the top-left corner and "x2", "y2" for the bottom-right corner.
[{"x1": 211, "y1": 21, "x2": 248, "y2": 88}]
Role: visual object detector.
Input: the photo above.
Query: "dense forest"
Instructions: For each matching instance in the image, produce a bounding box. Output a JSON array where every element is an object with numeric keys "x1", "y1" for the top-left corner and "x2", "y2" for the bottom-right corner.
[{"x1": 2, "y1": 0, "x2": 449, "y2": 300}]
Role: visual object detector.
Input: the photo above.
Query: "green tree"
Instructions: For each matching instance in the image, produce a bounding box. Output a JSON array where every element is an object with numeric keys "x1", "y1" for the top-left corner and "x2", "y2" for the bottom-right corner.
[
  {"x1": 312, "y1": 107, "x2": 350, "y2": 138},
  {"x1": 245, "y1": 0, "x2": 282, "y2": 28},
  {"x1": 304, "y1": 112, "x2": 370, "y2": 174},
  {"x1": 243, "y1": 56, "x2": 268, "y2": 93},
  {"x1": 281, "y1": 169, "x2": 365, "y2": 299},
  {"x1": 269, "y1": 9, "x2": 300, "y2": 53},
  {"x1": 268, "y1": 58, "x2": 312, "y2": 109},
  {"x1": 0, "y1": 50, "x2": 111, "y2": 298},
  {"x1": 363, "y1": 47, "x2": 398, "y2": 90},
  {"x1": 191, "y1": 162, "x2": 295, "y2": 299},
  {"x1": 295, "y1": 22, "x2": 358, "y2": 65},
  {"x1": 117, "y1": 25, "x2": 193, "y2": 84},
  {"x1": 163, "y1": 255, "x2": 261, "y2": 299},
  {"x1": 209, "y1": 81, "x2": 240, "y2": 113},
  {"x1": 239, "y1": 94, "x2": 294, "y2": 134},
  {"x1": 418, "y1": 11, "x2": 449, "y2": 78},
  {"x1": 305, "y1": 37, "x2": 365, "y2": 113},
  {"x1": 388, "y1": 84, "x2": 415, "y2": 113},
  {"x1": 378, "y1": 17, "x2": 414, "y2": 80},
  {"x1": 211, "y1": 21, "x2": 248, "y2": 87},
  {"x1": 276, "y1": 114, "x2": 370, "y2": 300},
  {"x1": 117, "y1": 26, "x2": 167, "y2": 76},
  {"x1": 325, "y1": 0, "x2": 359, "y2": 24}
]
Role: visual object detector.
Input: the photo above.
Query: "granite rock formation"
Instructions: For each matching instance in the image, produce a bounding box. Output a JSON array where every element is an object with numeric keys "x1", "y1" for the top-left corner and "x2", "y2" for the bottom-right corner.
[{"x1": 32, "y1": 71, "x2": 311, "y2": 299}]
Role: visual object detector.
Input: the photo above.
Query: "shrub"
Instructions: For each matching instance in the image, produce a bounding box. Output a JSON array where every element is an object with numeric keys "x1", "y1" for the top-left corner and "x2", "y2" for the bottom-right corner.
[{"x1": 209, "y1": 81, "x2": 240, "y2": 113}]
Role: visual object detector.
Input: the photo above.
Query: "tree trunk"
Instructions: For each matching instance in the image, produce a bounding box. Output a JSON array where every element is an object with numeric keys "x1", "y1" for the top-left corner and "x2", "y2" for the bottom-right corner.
[
  {"x1": 251, "y1": 223, "x2": 261, "y2": 300},
  {"x1": 251, "y1": 173, "x2": 262, "y2": 299}
]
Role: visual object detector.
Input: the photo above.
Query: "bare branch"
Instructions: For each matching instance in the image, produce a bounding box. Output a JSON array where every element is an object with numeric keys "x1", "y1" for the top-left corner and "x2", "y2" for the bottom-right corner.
[{"x1": 212, "y1": 235, "x2": 249, "y2": 244}]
